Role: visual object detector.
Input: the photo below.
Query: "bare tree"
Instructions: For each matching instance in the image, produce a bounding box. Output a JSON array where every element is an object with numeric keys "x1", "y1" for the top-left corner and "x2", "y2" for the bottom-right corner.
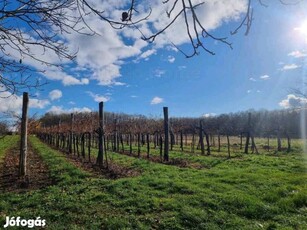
[{"x1": 1, "y1": 0, "x2": 301, "y2": 94}]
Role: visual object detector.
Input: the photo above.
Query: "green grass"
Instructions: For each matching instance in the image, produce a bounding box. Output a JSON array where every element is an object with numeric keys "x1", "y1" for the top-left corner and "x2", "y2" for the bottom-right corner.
[
  {"x1": 0, "y1": 135, "x2": 19, "y2": 163},
  {"x1": 0, "y1": 136, "x2": 306, "y2": 229}
]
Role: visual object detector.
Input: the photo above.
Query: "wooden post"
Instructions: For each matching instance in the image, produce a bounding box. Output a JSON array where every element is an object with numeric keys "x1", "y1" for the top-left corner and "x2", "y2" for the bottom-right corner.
[
  {"x1": 277, "y1": 131, "x2": 282, "y2": 152},
  {"x1": 244, "y1": 113, "x2": 251, "y2": 154},
  {"x1": 97, "y1": 102, "x2": 104, "y2": 167},
  {"x1": 146, "y1": 133, "x2": 150, "y2": 158},
  {"x1": 69, "y1": 113, "x2": 74, "y2": 154},
  {"x1": 129, "y1": 133, "x2": 132, "y2": 155},
  {"x1": 227, "y1": 134, "x2": 231, "y2": 158},
  {"x1": 199, "y1": 120, "x2": 205, "y2": 155},
  {"x1": 205, "y1": 132, "x2": 211, "y2": 155},
  {"x1": 19, "y1": 92, "x2": 29, "y2": 176},
  {"x1": 114, "y1": 119, "x2": 118, "y2": 152},
  {"x1": 137, "y1": 132, "x2": 141, "y2": 158},
  {"x1": 163, "y1": 107, "x2": 169, "y2": 162},
  {"x1": 192, "y1": 133, "x2": 195, "y2": 153},
  {"x1": 218, "y1": 132, "x2": 221, "y2": 152},
  {"x1": 180, "y1": 130, "x2": 183, "y2": 151}
]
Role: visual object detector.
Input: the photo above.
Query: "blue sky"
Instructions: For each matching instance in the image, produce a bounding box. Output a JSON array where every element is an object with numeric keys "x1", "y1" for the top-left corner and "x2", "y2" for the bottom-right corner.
[{"x1": 1, "y1": 0, "x2": 307, "y2": 118}]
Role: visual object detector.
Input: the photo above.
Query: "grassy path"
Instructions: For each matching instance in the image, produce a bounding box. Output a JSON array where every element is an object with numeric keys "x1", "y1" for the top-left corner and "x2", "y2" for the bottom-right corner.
[
  {"x1": 0, "y1": 135, "x2": 19, "y2": 163},
  {"x1": 0, "y1": 136, "x2": 306, "y2": 229}
]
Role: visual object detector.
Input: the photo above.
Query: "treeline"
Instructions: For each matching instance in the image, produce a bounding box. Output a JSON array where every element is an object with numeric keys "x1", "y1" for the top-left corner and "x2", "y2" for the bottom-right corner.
[
  {"x1": 37, "y1": 108, "x2": 305, "y2": 138},
  {"x1": 0, "y1": 121, "x2": 10, "y2": 136}
]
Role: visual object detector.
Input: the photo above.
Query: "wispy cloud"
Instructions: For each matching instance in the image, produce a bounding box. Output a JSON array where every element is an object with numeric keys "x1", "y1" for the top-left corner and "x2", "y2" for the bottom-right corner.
[
  {"x1": 282, "y1": 64, "x2": 300, "y2": 71},
  {"x1": 44, "y1": 68, "x2": 90, "y2": 86},
  {"x1": 203, "y1": 113, "x2": 216, "y2": 118},
  {"x1": 29, "y1": 98, "x2": 50, "y2": 109},
  {"x1": 49, "y1": 89, "x2": 62, "y2": 101},
  {"x1": 288, "y1": 50, "x2": 307, "y2": 58},
  {"x1": 249, "y1": 77, "x2": 256, "y2": 82},
  {"x1": 140, "y1": 49, "x2": 157, "y2": 60},
  {"x1": 87, "y1": 91, "x2": 110, "y2": 103},
  {"x1": 167, "y1": 55, "x2": 175, "y2": 63},
  {"x1": 47, "y1": 106, "x2": 91, "y2": 115},
  {"x1": 154, "y1": 69, "x2": 165, "y2": 77},
  {"x1": 260, "y1": 75, "x2": 270, "y2": 80},
  {"x1": 151, "y1": 96, "x2": 164, "y2": 105},
  {"x1": 178, "y1": 66, "x2": 187, "y2": 70}
]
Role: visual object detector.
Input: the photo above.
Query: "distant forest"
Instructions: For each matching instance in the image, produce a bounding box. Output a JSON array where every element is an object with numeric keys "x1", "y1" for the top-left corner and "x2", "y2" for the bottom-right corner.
[{"x1": 37, "y1": 108, "x2": 306, "y2": 138}]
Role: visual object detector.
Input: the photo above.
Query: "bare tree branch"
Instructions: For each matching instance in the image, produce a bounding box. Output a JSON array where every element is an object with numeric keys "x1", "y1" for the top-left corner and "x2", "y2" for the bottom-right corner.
[{"x1": 0, "y1": 0, "x2": 302, "y2": 94}]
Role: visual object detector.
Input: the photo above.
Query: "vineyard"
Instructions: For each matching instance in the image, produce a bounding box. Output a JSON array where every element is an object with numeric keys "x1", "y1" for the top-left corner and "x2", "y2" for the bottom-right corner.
[
  {"x1": 0, "y1": 103, "x2": 307, "y2": 229},
  {"x1": 34, "y1": 104, "x2": 298, "y2": 169}
]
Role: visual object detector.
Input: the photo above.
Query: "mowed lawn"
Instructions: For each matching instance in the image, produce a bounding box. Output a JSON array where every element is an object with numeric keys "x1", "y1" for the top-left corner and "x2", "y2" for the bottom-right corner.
[{"x1": 0, "y1": 136, "x2": 306, "y2": 229}]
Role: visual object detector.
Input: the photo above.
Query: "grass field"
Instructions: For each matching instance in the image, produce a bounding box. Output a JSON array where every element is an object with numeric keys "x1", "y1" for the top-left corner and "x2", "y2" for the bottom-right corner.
[{"x1": 0, "y1": 135, "x2": 306, "y2": 229}]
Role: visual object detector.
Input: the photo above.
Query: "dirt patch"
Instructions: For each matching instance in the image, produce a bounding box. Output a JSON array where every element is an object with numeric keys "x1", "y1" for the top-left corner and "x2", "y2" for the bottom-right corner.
[
  {"x1": 0, "y1": 144, "x2": 53, "y2": 193},
  {"x1": 119, "y1": 150, "x2": 206, "y2": 169},
  {"x1": 63, "y1": 153, "x2": 141, "y2": 179}
]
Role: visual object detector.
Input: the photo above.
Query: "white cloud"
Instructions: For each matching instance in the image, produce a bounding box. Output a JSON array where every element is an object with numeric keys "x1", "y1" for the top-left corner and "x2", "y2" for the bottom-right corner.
[
  {"x1": 279, "y1": 94, "x2": 307, "y2": 109},
  {"x1": 49, "y1": 89, "x2": 62, "y2": 101},
  {"x1": 2, "y1": 1, "x2": 249, "y2": 88},
  {"x1": 87, "y1": 91, "x2": 110, "y2": 102},
  {"x1": 47, "y1": 106, "x2": 91, "y2": 115},
  {"x1": 44, "y1": 68, "x2": 90, "y2": 86},
  {"x1": 151, "y1": 96, "x2": 164, "y2": 105},
  {"x1": 249, "y1": 77, "x2": 256, "y2": 82},
  {"x1": 260, "y1": 75, "x2": 270, "y2": 80},
  {"x1": 140, "y1": 49, "x2": 157, "y2": 60},
  {"x1": 62, "y1": 76, "x2": 89, "y2": 86},
  {"x1": 131, "y1": 95, "x2": 138, "y2": 98},
  {"x1": 0, "y1": 92, "x2": 22, "y2": 113},
  {"x1": 0, "y1": 92, "x2": 49, "y2": 114},
  {"x1": 167, "y1": 55, "x2": 175, "y2": 63},
  {"x1": 288, "y1": 50, "x2": 307, "y2": 58},
  {"x1": 247, "y1": 90, "x2": 252, "y2": 93},
  {"x1": 29, "y1": 98, "x2": 50, "y2": 109},
  {"x1": 203, "y1": 113, "x2": 216, "y2": 118},
  {"x1": 178, "y1": 65, "x2": 187, "y2": 70},
  {"x1": 282, "y1": 64, "x2": 300, "y2": 71},
  {"x1": 53, "y1": 0, "x2": 248, "y2": 86},
  {"x1": 154, "y1": 69, "x2": 165, "y2": 77}
]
